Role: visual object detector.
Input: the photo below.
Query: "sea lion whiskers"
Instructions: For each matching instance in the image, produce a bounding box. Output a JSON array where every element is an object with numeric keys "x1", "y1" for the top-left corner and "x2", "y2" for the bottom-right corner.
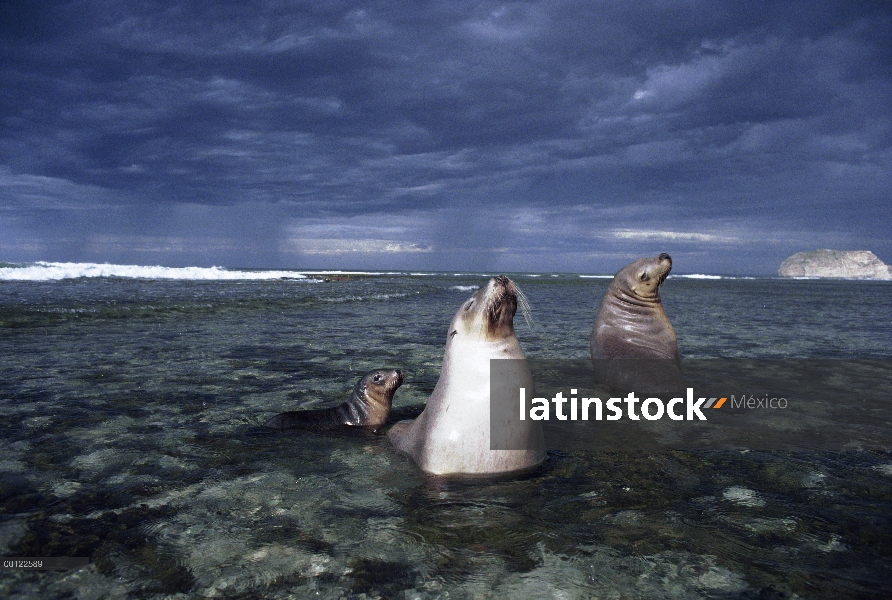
[{"x1": 514, "y1": 283, "x2": 534, "y2": 328}]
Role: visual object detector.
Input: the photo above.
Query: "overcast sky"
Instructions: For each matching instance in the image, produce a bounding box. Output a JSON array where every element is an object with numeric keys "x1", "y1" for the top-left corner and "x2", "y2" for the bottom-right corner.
[{"x1": 1, "y1": 1, "x2": 889, "y2": 274}]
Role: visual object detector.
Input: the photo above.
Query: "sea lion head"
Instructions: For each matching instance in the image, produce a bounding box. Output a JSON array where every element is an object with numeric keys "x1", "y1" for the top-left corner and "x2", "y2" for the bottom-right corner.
[
  {"x1": 614, "y1": 253, "x2": 672, "y2": 302},
  {"x1": 352, "y1": 368, "x2": 404, "y2": 426},
  {"x1": 448, "y1": 276, "x2": 527, "y2": 342}
]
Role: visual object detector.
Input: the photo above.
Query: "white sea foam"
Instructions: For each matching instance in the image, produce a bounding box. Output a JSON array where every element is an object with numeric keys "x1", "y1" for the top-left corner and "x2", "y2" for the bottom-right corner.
[
  {"x1": 450, "y1": 285, "x2": 480, "y2": 292},
  {"x1": 873, "y1": 464, "x2": 892, "y2": 476},
  {"x1": 722, "y1": 486, "x2": 765, "y2": 507},
  {"x1": 578, "y1": 275, "x2": 613, "y2": 279},
  {"x1": 675, "y1": 274, "x2": 759, "y2": 280},
  {"x1": 0, "y1": 262, "x2": 310, "y2": 281},
  {"x1": 297, "y1": 270, "x2": 402, "y2": 276}
]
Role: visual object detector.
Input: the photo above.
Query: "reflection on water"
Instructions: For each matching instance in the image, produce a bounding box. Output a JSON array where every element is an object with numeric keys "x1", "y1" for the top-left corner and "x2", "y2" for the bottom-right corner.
[{"x1": 1, "y1": 275, "x2": 890, "y2": 598}]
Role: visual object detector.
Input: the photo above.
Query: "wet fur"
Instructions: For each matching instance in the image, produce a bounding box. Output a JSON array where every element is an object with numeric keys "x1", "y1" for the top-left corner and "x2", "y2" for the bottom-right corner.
[
  {"x1": 590, "y1": 254, "x2": 686, "y2": 393},
  {"x1": 265, "y1": 369, "x2": 403, "y2": 431}
]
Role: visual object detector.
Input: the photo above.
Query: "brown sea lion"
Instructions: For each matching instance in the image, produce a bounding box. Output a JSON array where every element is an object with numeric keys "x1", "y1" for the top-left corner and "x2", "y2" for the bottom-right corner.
[
  {"x1": 265, "y1": 369, "x2": 403, "y2": 430},
  {"x1": 590, "y1": 253, "x2": 685, "y2": 393},
  {"x1": 387, "y1": 276, "x2": 545, "y2": 475}
]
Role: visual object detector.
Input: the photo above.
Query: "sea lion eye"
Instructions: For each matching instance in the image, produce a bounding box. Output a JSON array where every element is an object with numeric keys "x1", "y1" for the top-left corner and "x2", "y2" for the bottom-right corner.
[
  {"x1": 639, "y1": 272, "x2": 648, "y2": 281},
  {"x1": 464, "y1": 301, "x2": 473, "y2": 311},
  {"x1": 373, "y1": 374, "x2": 383, "y2": 382},
  {"x1": 450, "y1": 330, "x2": 457, "y2": 337}
]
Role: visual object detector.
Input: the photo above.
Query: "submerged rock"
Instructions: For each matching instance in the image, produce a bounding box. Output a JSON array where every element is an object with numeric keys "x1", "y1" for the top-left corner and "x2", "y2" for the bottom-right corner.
[{"x1": 778, "y1": 249, "x2": 892, "y2": 279}]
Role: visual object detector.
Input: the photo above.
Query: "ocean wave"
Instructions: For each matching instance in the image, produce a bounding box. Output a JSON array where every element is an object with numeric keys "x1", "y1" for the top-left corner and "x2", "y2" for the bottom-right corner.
[
  {"x1": 675, "y1": 274, "x2": 759, "y2": 280},
  {"x1": 578, "y1": 275, "x2": 613, "y2": 279},
  {"x1": 676, "y1": 274, "x2": 724, "y2": 280},
  {"x1": 299, "y1": 270, "x2": 406, "y2": 276},
  {"x1": 0, "y1": 262, "x2": 311, "y2": 281},
  {"x1": 449, "y1": 285, "x2": 480, "y2": 292}
]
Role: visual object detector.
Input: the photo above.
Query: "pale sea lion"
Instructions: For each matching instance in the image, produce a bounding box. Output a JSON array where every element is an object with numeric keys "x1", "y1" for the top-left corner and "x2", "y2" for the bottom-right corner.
[
  {"x1": 387, "y1": 276, "x2": 546, "y2": 475},
  {"x1": 590, "y1": 253, "x2": 685, "y2": 392},
  {"x1": 265, "y1": 369, "x2": 403, "y2": 430}
]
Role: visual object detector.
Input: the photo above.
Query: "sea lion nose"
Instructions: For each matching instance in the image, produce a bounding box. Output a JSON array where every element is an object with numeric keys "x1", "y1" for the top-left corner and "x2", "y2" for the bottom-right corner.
[
  {"x1": 493, "y1": 275, "x2": 514, "y2": 293},
  {"x1": 658, "y1": 253, "x2": 671, "y2": 262},
  {"x1": 395, "y1": 369, "x2": 404, "y2": 382}
]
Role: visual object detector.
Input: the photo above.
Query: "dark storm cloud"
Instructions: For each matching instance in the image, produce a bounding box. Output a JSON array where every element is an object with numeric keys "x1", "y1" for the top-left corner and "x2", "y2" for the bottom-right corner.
[{"x1": 1, "y1": 0, "x2": 889, "y2": 272}]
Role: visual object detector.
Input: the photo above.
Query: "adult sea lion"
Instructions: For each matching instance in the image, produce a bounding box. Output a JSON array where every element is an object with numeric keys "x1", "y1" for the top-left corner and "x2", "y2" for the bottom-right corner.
[
  {"x1": 265, "y1": 369, "x2": 403, "y2": 430},
  {"x1": 387, "y1": 276, "x2": 545, "y2": 475},
  {"x1": 590, "y1": 253, "x2": 685, "y2": 393}
]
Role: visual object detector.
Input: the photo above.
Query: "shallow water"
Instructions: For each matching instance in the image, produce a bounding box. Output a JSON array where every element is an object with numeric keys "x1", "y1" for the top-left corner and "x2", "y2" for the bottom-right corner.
[{"x1": 1, "y1": 273, "x2": 891, "y2": 598}]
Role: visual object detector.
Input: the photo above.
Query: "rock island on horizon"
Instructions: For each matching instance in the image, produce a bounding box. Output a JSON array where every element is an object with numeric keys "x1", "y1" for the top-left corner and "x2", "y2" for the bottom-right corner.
[{"x1": 778, "y1": 249, "x2": 892, "y2": 280}]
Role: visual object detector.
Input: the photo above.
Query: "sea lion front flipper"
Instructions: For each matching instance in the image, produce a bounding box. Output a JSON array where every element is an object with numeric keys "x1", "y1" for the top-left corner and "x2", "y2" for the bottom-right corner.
[{"x1": 386, "y1": 419, "x2": 416, "y2": 454}]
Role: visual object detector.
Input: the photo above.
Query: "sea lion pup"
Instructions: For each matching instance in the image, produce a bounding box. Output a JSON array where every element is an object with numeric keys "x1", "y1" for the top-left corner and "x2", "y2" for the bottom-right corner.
[
  {"x1": 387, "y1": 276, "x2": 546, "y2": 476},
  {"x1": 265, "y1": 369, "x2": 403, "y2": 431},
  {"x1": 590, "y1": 253, "x2": 685, "y2": 393}
]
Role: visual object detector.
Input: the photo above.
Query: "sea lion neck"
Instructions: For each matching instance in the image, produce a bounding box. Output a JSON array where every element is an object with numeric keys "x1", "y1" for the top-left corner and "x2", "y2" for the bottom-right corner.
[{"x1": 611, "y1": 280, "x2": 662, "y2": 307}]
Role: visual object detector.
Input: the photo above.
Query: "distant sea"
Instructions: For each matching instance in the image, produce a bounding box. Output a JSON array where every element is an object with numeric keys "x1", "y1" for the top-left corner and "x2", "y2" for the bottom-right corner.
[{"x1": 1, "y1": 261, "x2": 891, "y2": 598}]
